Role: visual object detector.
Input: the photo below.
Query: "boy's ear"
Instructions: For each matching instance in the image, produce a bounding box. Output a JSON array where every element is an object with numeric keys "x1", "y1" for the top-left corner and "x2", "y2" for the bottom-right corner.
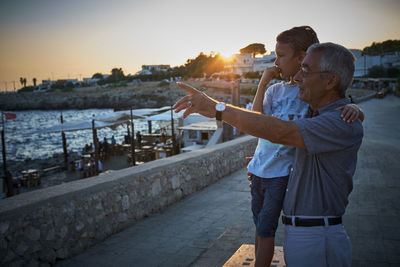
[{"x1": 297, "y1": 51, "x2": 306, "y2": 63}]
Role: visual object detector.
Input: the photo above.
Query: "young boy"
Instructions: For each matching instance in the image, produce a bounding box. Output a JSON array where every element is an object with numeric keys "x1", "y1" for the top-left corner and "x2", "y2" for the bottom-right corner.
[{"x1": 247, "y1": 26, "x2": 363, "y2": 267}]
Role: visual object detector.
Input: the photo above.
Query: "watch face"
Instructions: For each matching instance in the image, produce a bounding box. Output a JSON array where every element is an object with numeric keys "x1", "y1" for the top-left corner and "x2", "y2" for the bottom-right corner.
[{"x1": 216, "y1": 102, "x2": 226, "y2": 111}]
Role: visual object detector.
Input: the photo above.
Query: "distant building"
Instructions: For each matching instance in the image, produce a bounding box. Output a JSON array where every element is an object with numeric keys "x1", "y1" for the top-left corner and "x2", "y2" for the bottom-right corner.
[
  {"x1": 224, "y1": 52, "x2": 276, "y2": 76},
  {"x1": 253, "y1": 52, "x2": 276, "y2": 72},
  {"x1": 224, "y1": 53, "x2": 254, "y2": 75},
  {"x1": 38, "y1": 80, "x2": 54, "y2": 90},
  {"x1": 83, "y1": 78, "x2": 100, "y2": 85},
  {"x1": 138, "y1": 64, "x2": 171, "y2": 75},
  {"x1": 55, "y1": 79, "x2": 79, "y2": 86},
  {"x1": 351, "y1": 49, "x2": 400, "y2": 77}
]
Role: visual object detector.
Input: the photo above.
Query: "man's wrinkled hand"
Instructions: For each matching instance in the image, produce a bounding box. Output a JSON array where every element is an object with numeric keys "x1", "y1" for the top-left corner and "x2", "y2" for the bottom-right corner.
[{"x1": 173, "y1": 82, "x2": 218, "y2": 119}]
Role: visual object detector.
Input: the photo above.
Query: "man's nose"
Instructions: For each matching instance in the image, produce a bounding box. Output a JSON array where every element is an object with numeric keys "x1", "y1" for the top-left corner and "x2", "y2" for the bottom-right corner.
[{"x1": 294, "y1": 70, "x2": 302, "y2": 83}]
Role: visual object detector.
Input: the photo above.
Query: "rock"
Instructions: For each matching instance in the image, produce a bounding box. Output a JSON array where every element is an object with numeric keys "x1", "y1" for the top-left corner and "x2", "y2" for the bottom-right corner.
[
  {"x1": 151, "y1": 179, "x2": 161, "y2": 196},
  {"x1": 75, "y1": 221, "x2": 85, "y2": 232},
  {"x1": 15, "y1": 241, "x2": 29, "y2": 256},
  {"x1": 121, "y1": 195, "x2": 130, "y2": 210},
  {"x1": 0, "y1": 221, "x2": 10, "y2": 234},
  {"x1": 56, "y1": 247, "x2": 68, "y2": 259},
  {"x1": 46, "y1": 229, "x2": 55, "y2": 241},
  {"x1": 8, "y1": 259, "x2": 25, "y2": 267},
  {"x1": 39, "y1": 248, "x2": 56, "y2": 264},
  {"x1": 0, "y1": 236, "x2": 8, "y2": 249},
  {"x1": 27, "y1": 259, "x2": 40, "y2": 267},
  {"x1": 170, "y1": 176, "x2": 181, "y2": 189},
  {"x1": 59, "y1": 226, "x2": 68, "y2": 239},
  {"x1": 3, "y1": 250, "x2": 16, "y2": 263},
  {"x1": 25, "y1": 226, "x2": 40, "y2": 241},
  {"x1": 118, "y1": 213, "x2": 127, "y2": 223}
]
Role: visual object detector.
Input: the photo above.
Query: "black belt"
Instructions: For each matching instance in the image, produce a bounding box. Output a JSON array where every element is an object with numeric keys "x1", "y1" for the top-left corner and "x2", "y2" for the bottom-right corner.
[{"x1": 282, "y1": 215, "x2": 342, "y2": 227}]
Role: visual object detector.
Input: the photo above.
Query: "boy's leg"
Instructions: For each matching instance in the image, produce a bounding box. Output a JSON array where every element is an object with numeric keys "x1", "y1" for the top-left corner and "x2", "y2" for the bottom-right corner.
[
  {"x1": 254, "y1": 176, "x2": 289, "y2": 267},
  {"x1": 251, "y1": 175, "x2": 262, "y2": 258},
  {"x1": 254, "y1": 229, "x2": 258, "y2": 257},
  {"x1": 255, "y1": 235, "x2": 274, "y2": 267}
]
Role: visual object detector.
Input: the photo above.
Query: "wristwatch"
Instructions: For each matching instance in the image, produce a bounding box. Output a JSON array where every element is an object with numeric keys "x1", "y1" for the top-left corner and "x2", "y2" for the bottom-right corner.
[{"x1": 215, "y1": 102, "x2": 226, "y2": 121}]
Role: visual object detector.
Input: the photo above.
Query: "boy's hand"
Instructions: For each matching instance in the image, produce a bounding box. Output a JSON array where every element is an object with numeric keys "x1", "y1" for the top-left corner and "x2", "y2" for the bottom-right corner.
[
  {"x1": 337, "y1": 104, "x2": 363, "y2": 122},
  {"x1": 246, "y1": 156, "x2": 253, "y2": 187},
  {"x1": 259, "y1": 66, "x2": 280, "y2": 88}
]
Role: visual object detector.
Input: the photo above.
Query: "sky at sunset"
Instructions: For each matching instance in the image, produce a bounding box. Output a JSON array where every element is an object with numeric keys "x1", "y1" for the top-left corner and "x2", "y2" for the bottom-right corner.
[{"x1": 0, "y1": 0, "x2": 399, "y2": 91}]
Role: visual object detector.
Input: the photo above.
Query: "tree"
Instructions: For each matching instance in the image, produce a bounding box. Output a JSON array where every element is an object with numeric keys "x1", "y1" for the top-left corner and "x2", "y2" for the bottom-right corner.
[
  {"x1": 367, "y1": 65, "x2": 400, "y2": 78},
  {"x1": 387, "y1": 67, "x2": 400, "y2": 78},
  {"x1": 184, "y1": 52, "x2": 209, "y2": 78},
  {"x1": 240, "y1": 43, "x2": 266, "y2": 58},
  {"x1": 367, "y1": 66, "x2": 386, "y2": 78},
  {"x1": 20, "y1": 77, "x2": 24, "y2": 87},
  {"x1": 92, "y1": 73, "x2": 103, "y2": 79},
  {"x1": 111, "y1": 68, "x2": 125, "y2": 81},
  {"x1": 183, "y1": 52, "x2": 226, "y2": 78},
  {"x1": 204, "y1": 53, "x2": 225, "y2": 77},
  {"x1": 33, "y1": 78, "x2": 37, "y2": 87},
  {"x1": 362, "y1": 40, "x2": 400, "y2": 56}
]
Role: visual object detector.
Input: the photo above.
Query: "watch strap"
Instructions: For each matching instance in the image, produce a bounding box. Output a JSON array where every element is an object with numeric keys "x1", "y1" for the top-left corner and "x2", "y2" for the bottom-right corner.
[{"x1": 216, "y1": 110, "x2": 222, "y2": 121}]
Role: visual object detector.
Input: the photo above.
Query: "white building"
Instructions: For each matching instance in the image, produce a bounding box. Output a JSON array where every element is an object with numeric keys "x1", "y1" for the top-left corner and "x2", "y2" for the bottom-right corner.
[
  {"x1": 224, "y1": 53, "x2": 254, "y2": 75},
  {"x1": 178, "y1": 120, "x2": 218, "y2": 147},
  {"x1": 38, "y1": 80, "x2": 54, "y2": 90},
  {"x1": 140, "y1": 64, "x2": 171, "y2": 74},
  {"x1": 351, "y1": 49, "x2": 400, "y2": 77},
  {"x1": 253, "y1": 52, "x2": 276, "y2": 72},
  {"x1": 224, "y1": 52, "x2": 276, "y2": 76},
  {"x1": 83, "y1": 78, "x2": 100, "y2": 85}
]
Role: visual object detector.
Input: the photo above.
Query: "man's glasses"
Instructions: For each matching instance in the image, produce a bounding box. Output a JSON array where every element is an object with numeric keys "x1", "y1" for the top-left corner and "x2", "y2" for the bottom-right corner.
[{"x1": 299, "y1": 66, "x2": 331, "y2": 77}]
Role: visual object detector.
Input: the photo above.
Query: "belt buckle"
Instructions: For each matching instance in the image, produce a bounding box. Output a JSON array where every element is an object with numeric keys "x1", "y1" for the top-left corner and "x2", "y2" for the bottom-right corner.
[
  {"x1": 290, "y1": 216, "x2": 299, "y2": 226},
  {"x1": 323, "y1": 217, "x2": 329, "y2": 227}
]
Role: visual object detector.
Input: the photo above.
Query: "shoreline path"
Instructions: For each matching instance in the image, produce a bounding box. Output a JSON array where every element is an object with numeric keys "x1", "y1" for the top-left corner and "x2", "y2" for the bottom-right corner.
[{"x1": 57, "y1": 95, "x2": 400, "y2": 267}]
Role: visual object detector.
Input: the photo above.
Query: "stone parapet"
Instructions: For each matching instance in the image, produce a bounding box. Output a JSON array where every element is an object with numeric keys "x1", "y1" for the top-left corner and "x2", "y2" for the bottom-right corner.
[{"x1": 0, "y1": 135, "x2": 257, "y2": 266}]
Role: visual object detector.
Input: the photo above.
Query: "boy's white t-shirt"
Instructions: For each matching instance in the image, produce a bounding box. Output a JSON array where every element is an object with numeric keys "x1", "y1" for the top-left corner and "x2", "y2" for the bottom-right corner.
[{"x1": 247, "y1": 82, "x2": 309, "y2": 178}]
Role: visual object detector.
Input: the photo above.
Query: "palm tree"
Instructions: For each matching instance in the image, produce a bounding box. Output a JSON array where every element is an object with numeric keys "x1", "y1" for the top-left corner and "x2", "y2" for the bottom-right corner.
[
  {"x1": 20, "y1": 77, "x2": 24, "y2": 87},
  {"x1": 33, "y1": 78, "x2": 37, "y2": 87}
]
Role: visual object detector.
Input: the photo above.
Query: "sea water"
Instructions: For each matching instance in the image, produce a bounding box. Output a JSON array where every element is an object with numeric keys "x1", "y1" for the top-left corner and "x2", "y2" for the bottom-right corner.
[{"x1": 1, "y1": 109, "x2": 168, "y2": 162}]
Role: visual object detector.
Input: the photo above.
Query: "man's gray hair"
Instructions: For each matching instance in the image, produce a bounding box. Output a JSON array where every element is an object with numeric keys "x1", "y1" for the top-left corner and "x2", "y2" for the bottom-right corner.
[{"x1": 307, "y1": 42, "x2": 355, "y2": 97}]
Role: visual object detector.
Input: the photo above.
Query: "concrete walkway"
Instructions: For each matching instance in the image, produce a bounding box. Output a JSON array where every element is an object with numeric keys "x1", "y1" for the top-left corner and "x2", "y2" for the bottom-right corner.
[{"x1": 57, "y1": 95, "x2": 400, "y2": 267}]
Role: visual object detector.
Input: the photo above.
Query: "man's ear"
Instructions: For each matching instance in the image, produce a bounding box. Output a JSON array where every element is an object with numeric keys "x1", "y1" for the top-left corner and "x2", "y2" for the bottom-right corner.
[{"x1": 326, "y1": 74, "x2": 340, "y2": 91}]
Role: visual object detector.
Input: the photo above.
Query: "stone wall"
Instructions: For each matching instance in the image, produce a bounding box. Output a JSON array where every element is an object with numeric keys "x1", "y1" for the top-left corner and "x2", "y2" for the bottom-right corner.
[{"x1": 0, "y1": 136, "x2": 257, "y2": 266}]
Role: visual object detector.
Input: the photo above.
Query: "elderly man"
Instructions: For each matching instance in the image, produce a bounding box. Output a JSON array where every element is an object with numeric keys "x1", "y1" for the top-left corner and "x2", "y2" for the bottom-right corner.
[{"x1": 174, "y1": 42, "x2": 363, "y2": 266}]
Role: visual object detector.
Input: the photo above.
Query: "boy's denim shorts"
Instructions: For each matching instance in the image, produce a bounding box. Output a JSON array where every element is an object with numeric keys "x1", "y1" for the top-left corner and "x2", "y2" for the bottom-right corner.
[{"x1": 251, "y1": 174, "x2": 289, "y2": 238}]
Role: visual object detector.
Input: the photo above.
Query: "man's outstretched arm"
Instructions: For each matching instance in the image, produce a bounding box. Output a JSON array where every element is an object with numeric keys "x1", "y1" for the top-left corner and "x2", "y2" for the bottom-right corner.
[{"x1": 173, "y1": 82, "x2": 305, "y2": 148}]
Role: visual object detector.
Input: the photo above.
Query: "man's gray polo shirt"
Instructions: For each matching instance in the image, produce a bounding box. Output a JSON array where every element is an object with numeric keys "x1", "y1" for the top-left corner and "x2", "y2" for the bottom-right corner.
[{"x1": 283, "y1": 98, "x2": 364, "y2": 217}]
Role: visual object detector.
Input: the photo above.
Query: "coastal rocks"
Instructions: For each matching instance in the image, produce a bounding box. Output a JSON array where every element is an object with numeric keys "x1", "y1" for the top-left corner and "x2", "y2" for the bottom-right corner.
[{"x1": 0, "y1": 84, "x2": 187, "y2": 111}]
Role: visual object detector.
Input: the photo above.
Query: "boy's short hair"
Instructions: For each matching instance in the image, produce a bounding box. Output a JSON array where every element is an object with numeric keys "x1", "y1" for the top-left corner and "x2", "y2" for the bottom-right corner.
[{"x1": 276, "y1": 26, "x2": 319, "y2": 55}]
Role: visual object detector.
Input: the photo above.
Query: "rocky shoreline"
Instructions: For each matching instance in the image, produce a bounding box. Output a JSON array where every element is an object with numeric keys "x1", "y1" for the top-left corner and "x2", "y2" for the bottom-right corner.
[{"x1": 0, "y1": 82, "x2": 189, "y2": 111}]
